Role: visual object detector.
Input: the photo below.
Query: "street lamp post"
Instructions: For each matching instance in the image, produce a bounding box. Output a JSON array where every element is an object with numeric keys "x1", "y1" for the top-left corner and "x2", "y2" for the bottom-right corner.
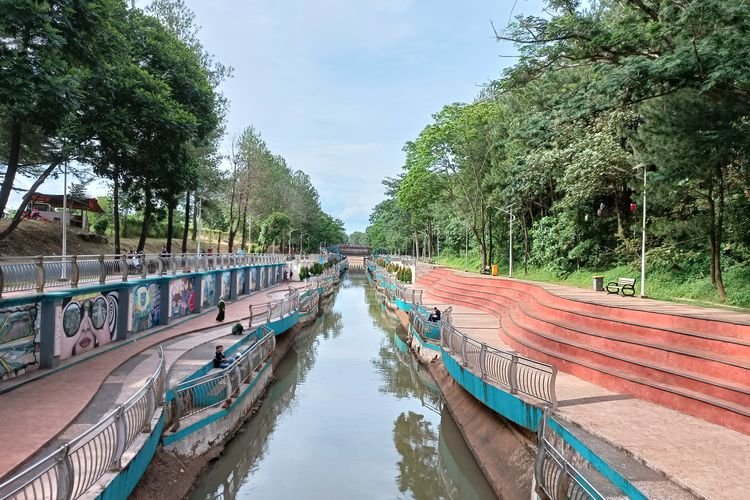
[
  {"x1": 61, "y1": 161, "x2": 68, "y2": 280},
  {"x1": 464, "y1": 222, "x2": 469, "y2": 272},
  {"x1": 638, "y1": 164, "x2": 647, "y2": 297},
  {"x1": 499, "y1": 204, "x2": 516, "y2": 278}
]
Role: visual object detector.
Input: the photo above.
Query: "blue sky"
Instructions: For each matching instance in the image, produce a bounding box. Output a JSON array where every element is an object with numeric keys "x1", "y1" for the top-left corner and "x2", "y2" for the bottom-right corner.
[{"x1": 17, "y1": 0, "x2": 545, "y2": 233}]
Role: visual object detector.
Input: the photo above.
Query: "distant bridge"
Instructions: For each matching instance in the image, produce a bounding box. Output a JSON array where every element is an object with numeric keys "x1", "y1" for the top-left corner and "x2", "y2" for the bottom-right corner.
[{"x1": 339, "y1": 244, "x2": 371, "y2": 256}]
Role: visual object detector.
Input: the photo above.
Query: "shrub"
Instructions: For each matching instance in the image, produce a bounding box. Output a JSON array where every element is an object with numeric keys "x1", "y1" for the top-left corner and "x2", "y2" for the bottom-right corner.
[
  {"x1": 93, "y1": 218, "x2": 109, "y2": 236},
  {"x1": 299, "y1": 266, "x2": 309, "y2": 280}
]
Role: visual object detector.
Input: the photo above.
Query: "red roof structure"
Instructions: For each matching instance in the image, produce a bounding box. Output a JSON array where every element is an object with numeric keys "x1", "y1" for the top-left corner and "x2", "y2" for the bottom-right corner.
[{"x1": 30, "y1": 193, "x2": 105, "y2": 213}]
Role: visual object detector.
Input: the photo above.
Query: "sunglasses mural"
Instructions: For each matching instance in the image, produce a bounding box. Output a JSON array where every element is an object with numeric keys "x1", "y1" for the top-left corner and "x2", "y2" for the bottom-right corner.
[
  {"x1": 203, "y1": 274, "x2": 216, "y2": 307},
  {"x1": 170, "y1": 277, "x2": 196, "y2": 319},
  {"x1": 58, "y1": 291, "x2": 118, "y2": 359},
  {"x1": 131, "y1": 283, "x2": 160, "y2": 333},
  {"x1": 0, "y1": 302, "x2": 40, "y2": 379}
]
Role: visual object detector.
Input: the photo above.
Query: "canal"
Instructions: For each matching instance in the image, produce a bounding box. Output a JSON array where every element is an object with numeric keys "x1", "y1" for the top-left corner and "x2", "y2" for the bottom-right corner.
[{"x1": 189, "y1": 274, "x2": 497, "y2": 500}]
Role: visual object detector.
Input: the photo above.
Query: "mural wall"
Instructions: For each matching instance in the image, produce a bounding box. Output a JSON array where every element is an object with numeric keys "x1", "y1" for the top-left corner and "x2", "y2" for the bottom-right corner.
[
  {"x1": 0, "y1": 302, "x2": 40, "y2": 379},
  {"x1": 131, "y1": 284, "x2": 160, "y2": 333},
  {"x1": 221, "y1": 272, "x2": 231, "y2": 299},
  {"x1": 57, "y1": 290, "x2": 118, "y2": 360},
  {"x1": 170, "y1": 277, "x2": 195, "y2": 319},
  {"x1": 203, "y1": 274, "x2": 216, "y2": 307},
  {"x1": 238, "y1": 271, "x2": 246, "y2": 296}
]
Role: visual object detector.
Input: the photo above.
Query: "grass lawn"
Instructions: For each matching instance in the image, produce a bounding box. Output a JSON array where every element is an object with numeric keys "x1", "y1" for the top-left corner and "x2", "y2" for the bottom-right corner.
[{"x1": 433, "y1": 251, "x2": 750, "y2": 310}]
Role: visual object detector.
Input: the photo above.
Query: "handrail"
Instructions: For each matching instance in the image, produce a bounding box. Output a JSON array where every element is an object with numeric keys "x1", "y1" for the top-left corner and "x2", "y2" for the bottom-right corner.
[
  {"x1": 0, "y1": 346, "x2": 166, "y2": 500},
  {"x1": 247, "y1": 289, "x2": 300, "y2": 327},
  {"x1": 440, "y1": 316, "x2": 557, "y2": 408},
  {"x1": 165, "y1": 327, "x2": 276, "y2": 429},
  {"x1": 0, "y1": 252, "x2": 286, "y2": 297},
  {"x1": 534, "y1": 411, "x2": 604, "y2": 500},
  {"x1": 408, "y1": 305, "x2": 448, "y2": 342}
]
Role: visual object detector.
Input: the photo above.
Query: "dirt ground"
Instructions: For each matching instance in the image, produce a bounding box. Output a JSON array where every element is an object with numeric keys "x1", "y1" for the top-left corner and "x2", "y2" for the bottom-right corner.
[{"x1": 0, "y1": 220, "x2": 205, "y2": 257}]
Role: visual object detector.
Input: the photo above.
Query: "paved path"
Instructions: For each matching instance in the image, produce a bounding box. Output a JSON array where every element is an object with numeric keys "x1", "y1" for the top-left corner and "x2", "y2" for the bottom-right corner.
[
  {"x1": 0, "y1": 282, "x2": 307, "y2": 479},
  {"x1": 421, "y1": 290, "x2": 750, "y2": 499}
]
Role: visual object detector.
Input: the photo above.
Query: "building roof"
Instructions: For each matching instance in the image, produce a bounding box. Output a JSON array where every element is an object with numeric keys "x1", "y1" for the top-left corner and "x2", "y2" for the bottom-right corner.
[{"x1": 30, "y1": 193, "x2": 105, "y2": 213}]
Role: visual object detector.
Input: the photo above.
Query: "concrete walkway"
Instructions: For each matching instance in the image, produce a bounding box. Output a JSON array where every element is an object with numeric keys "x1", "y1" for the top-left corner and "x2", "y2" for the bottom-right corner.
[
  {"x1": 0, "y1": 282, "x2": 308, "y2": 479},
  {"x1": 421, "y1": 293, "x2": 750, "y2": 499}
]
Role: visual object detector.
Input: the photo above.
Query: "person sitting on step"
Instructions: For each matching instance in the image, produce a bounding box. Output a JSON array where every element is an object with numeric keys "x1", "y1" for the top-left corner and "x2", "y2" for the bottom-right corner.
[
  {"x1": 214, "y1": 345, "x2": 236, "y2": 369},
  {"x1": 428, "y1": 307, "x2": 441, "y2": 322}
]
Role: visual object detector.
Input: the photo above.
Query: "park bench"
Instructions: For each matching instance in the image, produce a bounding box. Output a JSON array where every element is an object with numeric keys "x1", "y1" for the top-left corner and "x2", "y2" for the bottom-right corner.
[{"x1": 606, "y1": 277, "x2": 637, "y2": 296}]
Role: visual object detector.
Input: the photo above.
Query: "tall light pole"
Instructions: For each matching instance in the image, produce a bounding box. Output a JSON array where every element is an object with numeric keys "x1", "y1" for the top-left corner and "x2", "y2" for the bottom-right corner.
[
  {"x1": 61, "y1": 161, "x2": 68, "y2": 280},
  {"x1": 636, "y1": 163, "x2": 647, "y2": 297},
  {"x1": 196, "y1": 196, "x2": 202, "y2": 255},
  {"x1": 464, "y1": 222, "x2": 469, "y2": 272},
  {"x1": 500, "y1": 203, "x2": 516, "y2": 278}
]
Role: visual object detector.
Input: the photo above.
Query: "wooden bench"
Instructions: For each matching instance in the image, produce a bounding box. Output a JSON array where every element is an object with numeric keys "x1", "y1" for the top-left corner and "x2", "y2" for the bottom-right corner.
[{"x1": 606, "y1": 277, "x2": 637, "y2": 296}]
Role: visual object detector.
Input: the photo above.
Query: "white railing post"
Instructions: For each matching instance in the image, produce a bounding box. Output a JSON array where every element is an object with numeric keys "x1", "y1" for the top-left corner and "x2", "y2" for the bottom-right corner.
[
  {"x1": 460, "y1": 334, "x2": 468, "y2": 366},
  {"x1": 479, "y1": 344, "x2": 487, "y2": 380},
  {"x1": 509, "y1": 353, "x2": 519, "y2": 395},
  {"x1": 111, "y1": 406, "x2": 127, "y2": 471},
  {"x1": 55, "y1": 445, "x2": 74, "y2": 500}
]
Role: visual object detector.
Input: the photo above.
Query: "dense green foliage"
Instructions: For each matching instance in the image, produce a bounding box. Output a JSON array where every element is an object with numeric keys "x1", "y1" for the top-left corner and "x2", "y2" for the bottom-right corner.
[
  {"x1": 367, "y1": 0, "x2": 750, "y2": 305},
  {"x1": 0, "y1": 0, "x2": 345, "y2": 253}
]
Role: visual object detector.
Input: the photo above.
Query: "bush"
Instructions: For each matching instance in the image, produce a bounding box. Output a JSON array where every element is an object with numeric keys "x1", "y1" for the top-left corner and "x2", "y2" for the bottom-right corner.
[
  {"x1": 299, "y1": 266, "x2": 309, "y2": 280},
  {"x1": 93, "y1": 218, "x2": 109, "y2": 236},
  {"x1": 310, "y1": 262, "x2": 324, "y2": 275}
]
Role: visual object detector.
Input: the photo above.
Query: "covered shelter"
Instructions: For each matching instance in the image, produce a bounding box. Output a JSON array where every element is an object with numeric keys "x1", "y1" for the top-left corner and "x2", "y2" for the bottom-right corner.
[{"x1": 28, "y1": 193, "x2": 105, "y2": 231}]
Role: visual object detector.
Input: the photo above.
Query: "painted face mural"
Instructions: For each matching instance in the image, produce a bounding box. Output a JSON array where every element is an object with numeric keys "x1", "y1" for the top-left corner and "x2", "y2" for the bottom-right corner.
[
  {"x1": 132, "y1": 284, "x2": 160, "y2": 332},
  {"x1": 170, "y1": 278, "x2": 195, "y2": 319},
  {"x1": 222, "y1": 272, "x2": 231, "y2": 299},
  {"x1": 0, "y1": 302, "x2": 40, "y2": 378},
  {"x1": 59, "y1": 291, "x2": 118, "y2": 359},
  {"x1": 203, "y1": 274, "x2": 216, "y2": 307}
]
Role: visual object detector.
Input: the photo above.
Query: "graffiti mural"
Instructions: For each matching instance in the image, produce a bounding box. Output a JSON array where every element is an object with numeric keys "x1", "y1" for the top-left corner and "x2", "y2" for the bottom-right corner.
[
  {"x1": 58, "y1": 291, "x2": 118, "y2": 360},
  {"x1": 170, "y1": 278, "x2": 195, "y2": 319},
  {"x1": 0, "y1": 302, "x2": 40, "y2": 379},
  {"x1": 222, "y1": 272, "x2": 232, "y2": 299},
  {"x1": 203, "y1": 274, "x2": 216, "y2": 307},
  {"x1": 132, "y1": 284, "x2": 160, "y2": 333}
]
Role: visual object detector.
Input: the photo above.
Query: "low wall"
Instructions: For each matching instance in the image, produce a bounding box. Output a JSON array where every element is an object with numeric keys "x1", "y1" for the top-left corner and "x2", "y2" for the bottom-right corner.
[{"x1": 163, "y1": 361, "x2": 274, "y2": 456}]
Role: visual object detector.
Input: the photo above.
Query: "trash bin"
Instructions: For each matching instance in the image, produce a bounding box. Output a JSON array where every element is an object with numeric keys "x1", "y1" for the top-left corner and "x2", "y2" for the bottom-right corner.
[
  {"x1": 593, "y1": 275, "x2": 605, "y2": 292},
  {"x1": 491, "y1": 264, "x2": 499, "y2": 276}
]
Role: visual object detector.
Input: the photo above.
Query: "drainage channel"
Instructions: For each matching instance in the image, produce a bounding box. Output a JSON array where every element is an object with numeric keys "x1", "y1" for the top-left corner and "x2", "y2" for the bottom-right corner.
[{"x1": 189, "y1": 274, "x2": 496, "y2": 499}]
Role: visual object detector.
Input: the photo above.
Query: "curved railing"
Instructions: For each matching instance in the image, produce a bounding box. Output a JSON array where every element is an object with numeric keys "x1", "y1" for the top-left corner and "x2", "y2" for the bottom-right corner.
[
  {"x1": 441, "y1": 317, "x2": 557, "y2": 408},
  {"x1": 247, "y1": 289, "x2": 300, "y2": 327},
  {"x1": 299, "y1": 290, "x2": 320, "y2": 314},
  {"x1": 0, "y1": 253, "x2": 285, "y2": 297},
  {"x1": 535, "y1": 413, "x2": 604, "y2": 500},
  {"x1": 408, "y1": 306, "x2": 450, "y2": 341},
  {"x1": 165, "y1": 327, "x2": 275, "y2": 429},
  {"x1": 0, "y1": 347, "x2": 166, "y2": 500}
]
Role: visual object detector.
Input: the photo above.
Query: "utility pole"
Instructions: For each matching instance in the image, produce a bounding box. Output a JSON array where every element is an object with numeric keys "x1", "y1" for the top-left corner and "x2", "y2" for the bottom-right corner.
[
  {"x1": 196, "y1": 197, "x2": 202, "y2": 255},
  {"x1": 61, "y1": 161, "x2": 68, "y2": 280}
]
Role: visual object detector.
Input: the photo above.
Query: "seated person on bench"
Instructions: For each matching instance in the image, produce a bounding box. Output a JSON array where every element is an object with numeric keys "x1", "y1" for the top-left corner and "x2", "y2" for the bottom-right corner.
[
  {"x1": 428, "y1": 307, "x2": 441, "y2": 322},
  {"x1": 213, "y1": 345, "x2": 238, "y2": 369}
]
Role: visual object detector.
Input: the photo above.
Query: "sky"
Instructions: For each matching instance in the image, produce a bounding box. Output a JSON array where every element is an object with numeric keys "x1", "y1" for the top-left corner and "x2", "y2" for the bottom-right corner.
[{"x1": 14, "y1": 0, "x2": 545, "y2": 234}]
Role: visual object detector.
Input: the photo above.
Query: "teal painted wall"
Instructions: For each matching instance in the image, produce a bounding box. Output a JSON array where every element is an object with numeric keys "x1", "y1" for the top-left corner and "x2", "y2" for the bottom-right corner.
[
  {"x1": 96, "y1": 410, "x2": 165, "y2": 500},
  {"x1": 442, "y1": 351, "x2": 542, "y2": 432}
]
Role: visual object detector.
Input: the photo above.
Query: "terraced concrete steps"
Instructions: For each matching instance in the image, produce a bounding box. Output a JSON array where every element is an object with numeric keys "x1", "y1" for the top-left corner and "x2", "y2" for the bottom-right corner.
[{"x1": 419, "y1": 268, "x2": 750, "y2": 434}]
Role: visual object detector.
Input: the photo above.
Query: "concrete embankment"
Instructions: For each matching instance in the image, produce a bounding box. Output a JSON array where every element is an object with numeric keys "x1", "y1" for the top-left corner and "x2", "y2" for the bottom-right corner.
[
  {"x1": 392, "y1": 307, "x2": 536, "y2": 500},
  {"x1": 131, "y1": 296, "x2": 335, "y2": 500}
]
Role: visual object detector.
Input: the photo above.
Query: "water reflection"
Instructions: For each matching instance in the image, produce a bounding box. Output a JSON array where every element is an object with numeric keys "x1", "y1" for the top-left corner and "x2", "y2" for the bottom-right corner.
[{"x1": 189, "y1": 275, "x2": 496, "y2": 500}]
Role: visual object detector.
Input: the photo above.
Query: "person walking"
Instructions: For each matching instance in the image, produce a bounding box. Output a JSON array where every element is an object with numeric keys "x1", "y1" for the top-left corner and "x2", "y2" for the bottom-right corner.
[{"x1": 216, "y1": 296, "x2": 226, "y2": 322}]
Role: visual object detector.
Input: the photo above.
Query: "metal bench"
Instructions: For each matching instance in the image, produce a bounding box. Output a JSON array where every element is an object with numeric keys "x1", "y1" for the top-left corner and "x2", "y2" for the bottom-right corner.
[{"x1": 606, "y1": 277, "x2": 637, "y2": 296}]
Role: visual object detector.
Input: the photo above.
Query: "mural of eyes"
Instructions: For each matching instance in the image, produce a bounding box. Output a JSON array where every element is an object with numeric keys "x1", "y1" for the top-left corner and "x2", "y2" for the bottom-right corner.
[{"x1": 62, "y1": 296, "x2": 107, "y2": 337}]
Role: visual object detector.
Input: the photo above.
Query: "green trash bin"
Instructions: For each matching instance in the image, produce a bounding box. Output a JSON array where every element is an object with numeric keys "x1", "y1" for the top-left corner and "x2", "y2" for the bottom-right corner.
[{"x1": 593, "y1": 276, "x2": 605, "y2": 292}]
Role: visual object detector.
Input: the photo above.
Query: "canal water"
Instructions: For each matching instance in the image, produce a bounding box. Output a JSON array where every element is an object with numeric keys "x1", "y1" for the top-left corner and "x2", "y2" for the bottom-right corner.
[{"x1": 189, "y1": 274, "x2": 497, "y2": 500}]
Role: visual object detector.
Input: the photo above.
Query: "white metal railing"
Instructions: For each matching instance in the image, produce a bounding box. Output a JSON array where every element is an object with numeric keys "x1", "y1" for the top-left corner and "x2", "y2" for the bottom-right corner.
[
  {"x1": 441, "y1": 317, "x2": 557, "y2": 408},
  {"x1": 0, "y1": 253, "x2": 285, "y2": 297},
  {"x1": 299, "y1": 290, "x2": 320, "y2": 314},
  {"x1": 0, "y1": 347, "x2": 166, "y2": 500},
  {"x1": 247, "y1": 289, "x2": 300, "y2": 328},
  {"x1": 408, "y1": 306, "x2": 448, "y2": 342},
  {"x1": 534, "y1": 412, "x2": 604, "y2": 500},
  {"x1": 165, "y1": 328, "x2": 275, "y2": 428}
]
